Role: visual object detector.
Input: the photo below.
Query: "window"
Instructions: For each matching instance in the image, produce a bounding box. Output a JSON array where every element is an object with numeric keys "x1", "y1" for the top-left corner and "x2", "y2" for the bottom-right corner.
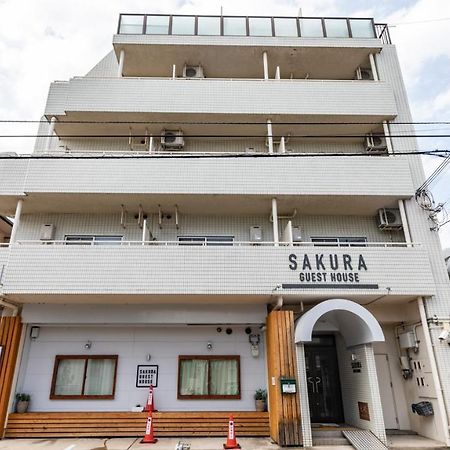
[
  {"x1": 177, "y1": 236, "x2": 234, "y2": 246},
  {"x1": 178, "y1": 356, "x2": 240, "y2": 399},
  {"x1": 64, "y1": 235, "x2": 123, "y2": 245},
  {"x1": 311, "y1": 237, "x2": 367, "y2": 247},
  {"x1": 50, "y1": 355, "x2": 118, "y2": 399}
]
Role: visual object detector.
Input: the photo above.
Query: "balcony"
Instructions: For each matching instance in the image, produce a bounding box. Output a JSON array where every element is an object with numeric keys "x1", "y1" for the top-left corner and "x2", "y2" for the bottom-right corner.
[
  {"x1": 0, "y1": 155, "x2": 413, "y2": 215},
  {"x1": 2, "y1": 241, "x2": 435, "y2": 303},
  {"x1": 113, "y1": 15, "x2": 389, "y2": 79},
  {"x1": 44, "y1": 77, "x2": 397, "y2": 125}
]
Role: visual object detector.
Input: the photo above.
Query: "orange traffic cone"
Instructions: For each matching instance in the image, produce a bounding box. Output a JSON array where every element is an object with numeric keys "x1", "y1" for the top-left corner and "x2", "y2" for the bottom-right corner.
[
  {"x1": 223, "y1": 415, "x2": 241, "y2": 449},
  {"x1": 141, "y1": 412, "x2": 158, "y2": 444},
  {"x1": 144, "y1": 384, "x2": 156, "y2": 412}
]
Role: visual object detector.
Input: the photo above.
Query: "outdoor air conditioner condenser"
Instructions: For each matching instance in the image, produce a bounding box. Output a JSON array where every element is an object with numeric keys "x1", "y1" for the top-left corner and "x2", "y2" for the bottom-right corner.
[
  {"x1": 376, "y1": 208, "x2": 403, "y2": 231},
  {"x1": 250, "y1": 226, "x2": 262, "y2": 243}
]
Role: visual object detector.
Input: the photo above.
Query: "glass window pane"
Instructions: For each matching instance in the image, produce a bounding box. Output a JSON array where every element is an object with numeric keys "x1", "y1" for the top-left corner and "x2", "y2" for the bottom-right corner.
[
  {"x1": 178, "y1": 237, "x2": 206, "y2": 245},
  {"x1": 179, "y1": 359, "x2": 208, "y2": 395},
  {"x1": 198, "y1": 16, "x2": 221, "y2": 35},
  {"x1": 94, "y1": 236, "x2": 122, "y2": 245},
  {"x1": 206, "y1": 236, "x2": 234, "y2": 246},
  {"x1": 223, "y1": 17, "x2": 247, "y2": 36},
  {"x1": 119, "y1": 15, "x2": 144, "y2": 34},
  {"x1": 210, "y1": 359, "x2": 239, "y2": 395},
  {"x1": 248, "y1": 17, "x2": 272, "y2": 36},
  {"x1": 274, "y1": 18, "x2": 298, "y2": 37},
  {"x1": 172, "y1": 16, "x2": 195, "y2": 35},
  {"x1": 54, "y1": 359, "x2": 85, "y2": 395},
  {"x1": 324, "y1": 19, "x2": 349, "y2": 38},
  {"x1": 299, "y1": 18, "x2": 323, "y2": 37},
  {"x1": 350, "y1": 19, "x2": 375, "y2": 38},
  {"x1": 146, "y1": 15, "x2": 170, "y2": 35},
  {"x1": 84, "y1": 359, "x2": 116, "y2": 395},
  {"x1": 65, "y1": 236, "x2": 93, "y2": 245}
]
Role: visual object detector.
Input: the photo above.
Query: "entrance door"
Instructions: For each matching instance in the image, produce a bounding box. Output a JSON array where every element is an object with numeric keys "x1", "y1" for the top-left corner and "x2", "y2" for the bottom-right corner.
[
  {"x1": 375, "y1": 354, "x2": 399, "y2": 429},
  {"x1": 305, "y1": 335, "x2": 344, "y2": 423}
]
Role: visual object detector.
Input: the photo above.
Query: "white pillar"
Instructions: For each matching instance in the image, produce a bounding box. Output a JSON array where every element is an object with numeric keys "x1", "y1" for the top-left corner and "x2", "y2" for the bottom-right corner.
[
  {"x1": 267, "y1": 119, "x2": 274, "y2": 154},
  {"x1": 172, "y1": 64, "x2": 176, "y2": 79},
  {"x1": 262, "y1": 51, "x2": 269, "y2": 80},
  {"x1": 45, "y1": 116, "x2": 57, "y2": 152},
  {"x1": 382, "y1": 121, "x2": 394, "y2": 154},
  {"x1": 275, "y1": 66, "x2": 280, "y2": 80},
  {"x1": 148, "y1": 136, "x2": 154, "y2": 154},
  {"x1": 278, "y1": 136, "x2": 286, "y2": 154},
  {"x1": 398, "y1": 199, "x2": 412, "y2": 246},
  {"x1": 142, "y1": 218, "x2": 147, "y2": 244},
  {"x1": 369, "y1": 53, "x2": 379, "y2": 81},
  {"x1": 272, "y1": 198, "x2": 279, "y2": 246},
  {"x1": 117, "y1": 49, "x2": 125, "y2": 77},
  {"x1": 10, "y1": 199, "x2": 23, "y2": 243}
]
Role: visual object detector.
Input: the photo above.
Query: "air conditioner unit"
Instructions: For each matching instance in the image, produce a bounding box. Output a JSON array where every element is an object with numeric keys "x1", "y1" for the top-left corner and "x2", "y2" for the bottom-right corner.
[
  {"x1": 292, "y1": 226, "x2": 302, "y2": 242},
  {"x1": 377, "y1": 208, "x2": 403, "y2": 231},
  {"x1": 250, "y1": 226, "x2": 262, "y2": 243},
  {"x1": 183, "y1": 65, "x2": 205, "y2": 78},
  {"x1": 355, "y1": 67, "x2": 373, "y2": 80},
  {"x1": 366, "y1": 134, "x2": 388, "y2": 154},
  {"x1": 40, "y1": 224, "x2": 55, "y2": 240},
  {"x1": 161, "y1": 129, "x2": 184, "y2": 149}
]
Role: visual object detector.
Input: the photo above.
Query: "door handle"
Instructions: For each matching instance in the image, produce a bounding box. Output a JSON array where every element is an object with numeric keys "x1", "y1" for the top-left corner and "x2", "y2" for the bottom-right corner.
[
  {"x1": 307, "y1": 376, "x2": 316, "y2": 393},
  {"x1": 315, "y1": 377, "x2": 322, "y2": 391}
]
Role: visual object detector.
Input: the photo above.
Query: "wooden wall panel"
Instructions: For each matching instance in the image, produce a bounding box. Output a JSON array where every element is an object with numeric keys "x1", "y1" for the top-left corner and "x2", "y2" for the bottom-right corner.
[
  {"x1": 0, "y1": 316, "x2": 22, "y2": 437},
  {"x1": 266, "y1": 310, "x2": 301, "y2": 446}
]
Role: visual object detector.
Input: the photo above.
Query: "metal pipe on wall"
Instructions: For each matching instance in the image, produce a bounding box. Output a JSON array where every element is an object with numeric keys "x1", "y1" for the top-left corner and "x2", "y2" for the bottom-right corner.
[
  {"x1": 9, "y1": 199, "x2": 23, "y2": 244},
  {"x1": 272, "y1": 198, "x2": 279, "y2": 246},
  {"x1": 117, "y1": 49, "x2": 125, "y2": 77},
  {"x1": 263, "y1": 51, "x2": 269, "y2": 80},
  {"x1": 267, "y1": 119, "x2": 274, "y2": 154}
]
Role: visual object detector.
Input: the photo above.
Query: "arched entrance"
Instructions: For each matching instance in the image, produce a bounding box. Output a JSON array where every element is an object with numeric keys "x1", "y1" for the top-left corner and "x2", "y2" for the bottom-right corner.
[{"x1": 294, "y1": 299, "x2": 386, "y2": 447}]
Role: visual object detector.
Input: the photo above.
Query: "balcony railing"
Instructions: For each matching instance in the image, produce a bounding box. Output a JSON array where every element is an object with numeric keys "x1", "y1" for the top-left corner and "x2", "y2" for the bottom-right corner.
[{"x1": 117, "y1": 14, "x2": 390, "y2": 43}]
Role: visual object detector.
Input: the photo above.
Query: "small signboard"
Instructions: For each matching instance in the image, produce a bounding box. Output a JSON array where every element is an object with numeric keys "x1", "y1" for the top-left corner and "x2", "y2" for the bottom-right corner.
[
  {"x1": 136, "y1": 365, "x2": 159, "y2": 388},
  {"x1": 358, "y1": 401, "x2": 370, "y2": 421},
  {"x1": 280, "y1": 378, "x2": 297, "y2": 394}
]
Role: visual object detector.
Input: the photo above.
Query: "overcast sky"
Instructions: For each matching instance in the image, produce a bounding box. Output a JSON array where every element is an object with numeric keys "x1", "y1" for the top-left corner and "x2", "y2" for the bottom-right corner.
[{"x1": 0, "y1": 0, "x2": 449, "y2": 248}]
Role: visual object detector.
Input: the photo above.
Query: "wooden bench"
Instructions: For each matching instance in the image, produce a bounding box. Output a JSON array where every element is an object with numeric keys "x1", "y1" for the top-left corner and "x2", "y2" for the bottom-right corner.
[{"x1": 5, "y1": 411, "x2": 270, "y2": 438}]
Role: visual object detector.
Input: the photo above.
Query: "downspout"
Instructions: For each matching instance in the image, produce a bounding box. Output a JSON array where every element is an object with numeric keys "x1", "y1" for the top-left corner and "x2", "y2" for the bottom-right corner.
[
  {"x1": 272, "y1": 295, "x2": 283, "y2": 311},
  {"x1": 0, "y1": 298, "x2": 19, "y2": 317}
]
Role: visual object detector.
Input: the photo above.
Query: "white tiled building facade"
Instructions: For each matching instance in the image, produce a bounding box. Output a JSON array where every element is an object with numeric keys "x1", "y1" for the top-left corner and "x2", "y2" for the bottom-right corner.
[{"x1": 0, "y1": 13, "x2": 450, "y2": 447}]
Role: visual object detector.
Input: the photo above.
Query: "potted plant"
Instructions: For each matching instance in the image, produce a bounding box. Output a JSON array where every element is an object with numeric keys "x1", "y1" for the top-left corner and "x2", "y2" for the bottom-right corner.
[
  {"x1": 15, "y1": 393, "x2": 30, "y2": 413},
  {"x1": 254, "y1": 389, "x2": 267, "y2": 412}
]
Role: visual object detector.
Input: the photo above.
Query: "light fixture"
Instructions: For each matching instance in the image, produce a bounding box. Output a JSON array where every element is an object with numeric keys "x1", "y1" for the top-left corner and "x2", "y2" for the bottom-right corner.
[
  {"x1": 146, "y1": 354, "x2": 152, "y2": 361},
  {"x1": 84, "y1": 341, "x2": 92, "y2": 350},
  {"x1": 30, "y1": 326, "x2": 40, "y2": 341},
  {"x1": 207, "y1": 341, "x2": 213, "y2": 350}
]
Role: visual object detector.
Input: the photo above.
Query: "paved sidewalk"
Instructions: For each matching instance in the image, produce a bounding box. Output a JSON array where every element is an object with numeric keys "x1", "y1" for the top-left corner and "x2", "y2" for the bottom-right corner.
[{"x1": 0, "y1": 435, "x2": 446, "y2": 449}]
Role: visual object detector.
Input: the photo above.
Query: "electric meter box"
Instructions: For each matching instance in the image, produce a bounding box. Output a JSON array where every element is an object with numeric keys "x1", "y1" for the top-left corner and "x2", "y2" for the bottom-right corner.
[
  {"x1": 280, "y1": 378, "x2": 297, "y2": 394},
  {"x1": 399, "y1": 331, "x2": 416, "y2": 349},
  {"x1": 40, "y1": 224, "x2": 55, "y2": 241}
]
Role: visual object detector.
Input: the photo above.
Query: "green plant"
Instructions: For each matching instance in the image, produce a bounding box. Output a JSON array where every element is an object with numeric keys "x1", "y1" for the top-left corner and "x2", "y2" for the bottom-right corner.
[
  {"x1": 15, "y1": 393, "x2": 30, "y2": 402},
  {"x1": 254, "y1": 389, "x2": 267, "y2": 401}
]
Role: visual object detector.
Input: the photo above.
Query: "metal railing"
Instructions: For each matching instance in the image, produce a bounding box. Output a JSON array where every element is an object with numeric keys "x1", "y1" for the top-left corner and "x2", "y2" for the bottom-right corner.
[
  {"x1": 117, "y1": 14, "x2": 388, "y2": 41},
  {"x1": 13, "y1": 240, "x2": 416, "y2": 248}
]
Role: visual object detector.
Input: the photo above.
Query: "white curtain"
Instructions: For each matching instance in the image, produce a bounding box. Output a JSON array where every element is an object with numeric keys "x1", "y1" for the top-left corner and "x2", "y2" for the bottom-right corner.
[
  {"x1": 210, "y1": 359, "x2": 238, "y2": 395},
  {"x1": 84, "y1": 359, "x2": 116, "y2": 395},
  {"x1": 54, "y1": 359, "x2": 85, "y2": 395},
  {"x1": 179, "y1": 359, "x2": 208, "y2": 395}
]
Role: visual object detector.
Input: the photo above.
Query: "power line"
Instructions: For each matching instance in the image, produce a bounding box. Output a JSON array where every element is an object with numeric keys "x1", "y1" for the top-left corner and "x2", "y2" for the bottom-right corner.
[
  {"x1": 1, "y1": 120, "x2": 450, "y2": 125},
  {"x1": 2, "y1": 134, "x2": 450, "y2": 139}
]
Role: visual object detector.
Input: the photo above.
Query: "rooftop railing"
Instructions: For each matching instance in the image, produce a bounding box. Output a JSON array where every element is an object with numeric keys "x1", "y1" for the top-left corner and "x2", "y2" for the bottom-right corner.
[{"x1": 117, "y1": 14, "x2": 391, "y2": 43}]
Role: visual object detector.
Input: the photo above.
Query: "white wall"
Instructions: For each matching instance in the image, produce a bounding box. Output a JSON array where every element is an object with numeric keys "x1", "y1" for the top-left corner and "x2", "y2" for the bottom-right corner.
[{"x1": 18, "y1": 324, "x2": 266, "y2": 412}]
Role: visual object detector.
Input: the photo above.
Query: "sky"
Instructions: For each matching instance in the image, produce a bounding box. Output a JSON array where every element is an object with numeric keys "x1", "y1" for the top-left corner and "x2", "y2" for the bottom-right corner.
[{"x1": 0, "y1": 0, "x2": 449, "y2": 248}]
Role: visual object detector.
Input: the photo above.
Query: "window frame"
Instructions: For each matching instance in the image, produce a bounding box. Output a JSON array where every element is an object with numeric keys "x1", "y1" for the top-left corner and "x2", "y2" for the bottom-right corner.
[
  {"x1": 50, "y1": 355, "x2": 118, "y2": 400},
  {"x1": 64, "y1": 235, "x2": 123, "y2": 245},
  {"x1": 311, "y1": 236, "x2": 368, "y2": 247},
  {"x1": 177, "y1": 236, "x2": 234, "y2": 246},
  {"x1": 177, "y1": 355, "x2": 241, "y2": 400}
]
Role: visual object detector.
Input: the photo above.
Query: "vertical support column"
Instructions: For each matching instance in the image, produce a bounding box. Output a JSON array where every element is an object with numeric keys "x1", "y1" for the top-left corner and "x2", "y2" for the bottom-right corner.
[
  {"x1": 9, "y1": 200, "x2": 23, "y2": 244},
  {"x1": 296, "y1": 343, "x2": 312, "y2": 447},
  {"x1": 272, "y1": 198, "x2": 279, "y2": 246},
  {"x1": 369, "y1": 53, "x2": 379, "y2": 81},
  {"x1": 117, "y1": 49, "x2": 125, "y2": 77},
  {"x1": 45, "y1": 116, "x2": 57, "y2": 153},
  {"x1": 262, "y1": 51, "x2": 269, "y2": 80},
  {"x1": 0, "y1": 316, "x2": 23, "y2": 437},
  {"x1": 267, "y1": 119, "x2": 274, "y2": 154},
  {"x1": 382, "y1": 121, "x2": 394, "y2": 154},
  {"x1": 266, "y1": 310, "x2": 302, "y2": 446},
  {"x1": 278, "y1": 136, "x2": 286, "y2": 154},
  {"x1": 275, "y1": 66, "x2": 280, "y2": 80},
  {"x1": 398, "y1": 199, "x2": 412, "y2": 246},
  {"x1": 172, "y1": 64, "x2": 176, "y2": 79}
]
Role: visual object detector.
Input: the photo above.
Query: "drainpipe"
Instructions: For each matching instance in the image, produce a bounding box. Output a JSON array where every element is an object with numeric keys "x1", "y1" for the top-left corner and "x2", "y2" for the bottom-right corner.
[
  {"x1": 382, "y1": 121, "x2": 394, "y2": 155},
  {"x1": 267, "y1": 119, "x2": 274, "y2": 154},
  {"x1": 117, "y1": 49, "x2": 125, "y2": 77},
  {"x1": 418, "y1": 297, "x2": 450, "y2": 446},
  {"x1": 46, "y1": 116, "x2": 57, "y2": 152},
  {"x1": 278, "y1": 136, "x2": 286, "y2": 154},
  {"x1": 262, "y1": 51, "x2": 269, "y2": 80},
  {"x1": 369, "y1": 53, "x2": 379, "y2": 81},
  {"x1": 272, "y1": 198, "x2": 279, "y2": 246},
  {"x1": 0, "y1": 298, "x2": 19, "y2": 317},
  {"x1": 275, "y1": 66, "x2": 280, "y2": 80},
  {"x1": 398, "y1": 199, "x2": 412, "y2": 246},
  {"x1": 272, "y1": 295, "x2": 283, "y2": 311},
  {"x1": 9, "y1": 199, "x2": 23, "y2": 244}
]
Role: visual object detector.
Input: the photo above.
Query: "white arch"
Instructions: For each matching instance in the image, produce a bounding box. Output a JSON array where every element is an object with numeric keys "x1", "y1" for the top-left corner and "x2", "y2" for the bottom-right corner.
[{"x1": 295, "y1": 299, "x2": 384, "y2": 347}]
